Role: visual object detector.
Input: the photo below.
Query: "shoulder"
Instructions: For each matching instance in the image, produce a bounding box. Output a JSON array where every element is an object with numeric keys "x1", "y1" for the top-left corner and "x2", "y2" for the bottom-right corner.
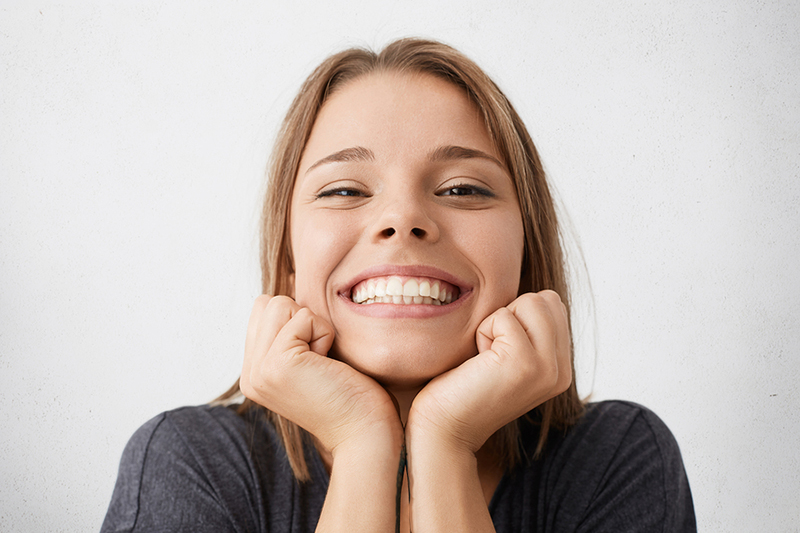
[
  {"x1": 118, "y1": 404, "x2": 263, "y2": 475},
  {"x1": 138, "y1": 403, "x2": 263, "y2": 451},
  {"x1": 101, "y1": 404, "x2": 273, "y2": 533},
  {"x1": 566, "y1": 400, "x2": 684, "y2": 460},
  {"x1": 518, "y1": 400, "x2": 696, "y2": 532}
]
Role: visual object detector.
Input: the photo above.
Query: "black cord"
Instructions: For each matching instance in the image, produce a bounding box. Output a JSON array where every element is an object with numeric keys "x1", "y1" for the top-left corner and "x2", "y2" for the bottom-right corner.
[{"x1": 395, "y1": 442, "x2": 407, "y2": 533}]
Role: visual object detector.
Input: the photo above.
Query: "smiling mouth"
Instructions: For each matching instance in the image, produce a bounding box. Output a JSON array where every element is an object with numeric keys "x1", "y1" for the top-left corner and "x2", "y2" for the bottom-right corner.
[{"x1": 350, "y1": 276, "x2": 461, "y2": 305}]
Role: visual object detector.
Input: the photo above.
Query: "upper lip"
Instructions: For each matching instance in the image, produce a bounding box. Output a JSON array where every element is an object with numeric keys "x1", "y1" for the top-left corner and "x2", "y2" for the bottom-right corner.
[{"x1": 339, "y1": 264, "x2": 472, "y2": 297}]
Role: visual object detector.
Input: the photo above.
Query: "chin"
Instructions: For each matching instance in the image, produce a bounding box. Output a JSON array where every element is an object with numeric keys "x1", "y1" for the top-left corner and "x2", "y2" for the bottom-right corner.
[{"x1": 330, "y1": 335, "x2": 476, "y2": 390}]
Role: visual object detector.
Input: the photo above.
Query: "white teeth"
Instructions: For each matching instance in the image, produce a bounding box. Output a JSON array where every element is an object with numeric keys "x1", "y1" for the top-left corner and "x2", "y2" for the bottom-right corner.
[
  {"x1": 419, "y1": 280, "x2": 430, "y2": 297},
  {"x1": 403, "y1": 279, "x2": 419, "y2": 297},
  {"x1": 375, "y1": 280, "x2": 386, "y2": 297},
  {"x1": 351, "y1": 276, "x2": 461, "y2": 305},
  {"x1": 430, "y1": 282, "x2": 439, "y2": 300},
  {"x1": 386, "y1": 278, "x2": 403, "y2": 297}
]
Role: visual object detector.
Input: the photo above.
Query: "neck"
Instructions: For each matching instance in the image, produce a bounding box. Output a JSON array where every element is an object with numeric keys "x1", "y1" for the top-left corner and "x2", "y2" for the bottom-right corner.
[{"x1": 386, "y1": 386, "x2": 423, "y2": 427}]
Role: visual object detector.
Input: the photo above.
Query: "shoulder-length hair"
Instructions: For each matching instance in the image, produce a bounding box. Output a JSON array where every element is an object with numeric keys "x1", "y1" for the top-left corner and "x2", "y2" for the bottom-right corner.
[{"x1": 218, "y1": 38, "x2": 584, "y2": 481}]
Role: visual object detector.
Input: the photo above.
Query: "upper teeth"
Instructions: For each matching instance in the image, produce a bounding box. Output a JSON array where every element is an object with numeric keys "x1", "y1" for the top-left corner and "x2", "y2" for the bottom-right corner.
[{"x1": 351, "y1": 276, "x2": 459, "y2": 305}]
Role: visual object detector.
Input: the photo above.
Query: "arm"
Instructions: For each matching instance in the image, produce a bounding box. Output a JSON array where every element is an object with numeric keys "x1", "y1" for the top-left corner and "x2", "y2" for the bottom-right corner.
[
  {"x1": 405, "y1": 433, "x2": 494, "y2": 531},
  {"x1": 101, "y1": 409, "x2": 261, "y2": 533},
  {"x1": 567, "y1": 402, "x2": 696, "y2": 532},
  {"x1": 405, "y1": 291, "x2": 572, "y2": 532},
  {"x1": 317, "y1": 426, "x2": 404, "y2": 532},
  {"x1": 240, "y1": 295, "x2": 405, "y2": 532}
]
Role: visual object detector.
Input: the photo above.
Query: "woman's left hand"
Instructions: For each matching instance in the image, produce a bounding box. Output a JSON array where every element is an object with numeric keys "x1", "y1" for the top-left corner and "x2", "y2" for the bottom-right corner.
[{"x1": 407, "y1": 290, "x2": 573, "y2": 456}]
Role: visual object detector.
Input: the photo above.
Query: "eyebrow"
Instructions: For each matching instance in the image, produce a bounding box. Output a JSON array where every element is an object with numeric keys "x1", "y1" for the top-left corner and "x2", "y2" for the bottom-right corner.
[
  {"x1": 305, "y1": 144, "x2": 505, "y2": 174},
  {"x1": 428, "y1": 145, "x2": 505, "y2": 170},
  {"x1": 305, "y1": 146, "x2": 375, "y2": 174}
]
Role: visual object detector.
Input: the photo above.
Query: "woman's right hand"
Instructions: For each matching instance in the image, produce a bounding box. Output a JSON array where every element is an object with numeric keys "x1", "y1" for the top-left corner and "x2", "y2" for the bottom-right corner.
[{"x1": 239, "y1": 295, "x2": 403, "y2": 461}]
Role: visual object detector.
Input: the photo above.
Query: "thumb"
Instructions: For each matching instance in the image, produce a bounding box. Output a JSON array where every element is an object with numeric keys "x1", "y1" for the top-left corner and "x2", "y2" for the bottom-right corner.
[
  {"x1": 307, "y1": 313, "x2": 335, "y2": 356},
  {"x1": 475, "y1": 307, "x2": 519, "y2": 355},
  {"x1": 476, "y1": 311, "x2": 496, "y2": 354}
]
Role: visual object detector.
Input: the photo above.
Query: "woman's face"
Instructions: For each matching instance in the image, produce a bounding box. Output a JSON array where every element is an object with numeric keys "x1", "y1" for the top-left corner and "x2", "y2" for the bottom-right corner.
[{"x1": 290, "y1": 72, "x2": 524, "y2": 391}]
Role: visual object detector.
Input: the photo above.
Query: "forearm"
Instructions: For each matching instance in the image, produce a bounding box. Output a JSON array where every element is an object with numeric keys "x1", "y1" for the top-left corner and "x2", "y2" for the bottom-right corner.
[
  {"x1": 316, "y1": 425, "x2": 405, "y2": 532},
  {"x1": 406, "y1": 431, "x2": 495, "y2": 533}
]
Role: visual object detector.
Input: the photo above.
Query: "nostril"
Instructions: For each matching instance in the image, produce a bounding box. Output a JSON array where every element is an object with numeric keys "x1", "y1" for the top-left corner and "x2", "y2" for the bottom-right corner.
[
  {"x1": 383, "y1": 227, "x2": 396, "y2": 237},
  {"x1": 411, "y1": 227, "x2": 425, "y2": 237}
]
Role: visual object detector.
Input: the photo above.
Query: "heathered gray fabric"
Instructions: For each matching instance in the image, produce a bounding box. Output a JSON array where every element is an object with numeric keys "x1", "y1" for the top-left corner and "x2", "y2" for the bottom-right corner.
[{"x1": 101, "y1": 400, "x2": 696, "y2": 532}]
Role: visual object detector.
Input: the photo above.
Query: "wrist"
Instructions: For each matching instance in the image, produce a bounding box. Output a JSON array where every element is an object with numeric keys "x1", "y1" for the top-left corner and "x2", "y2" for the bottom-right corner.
[
  {"x1": 405, "y1": 408, "x2": 484, "y2": 459},
  {"x1": 329, "y1": 418, "x2": 405, "y2": 467},
  {"x1": 405, "y1": 420, "x2": 494, "y2": 532},
  {"x1": 317, "y1": 420, "x2": 405, "y2": 532}
]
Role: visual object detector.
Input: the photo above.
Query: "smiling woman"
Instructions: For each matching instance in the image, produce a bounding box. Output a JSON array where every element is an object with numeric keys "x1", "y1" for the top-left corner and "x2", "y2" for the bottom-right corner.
[
  {"x1": 291, "y1": 72, "x2": 525, "y2": 393},
  {"x1": 101, "y1": 39, "x2": 697, "y2": 533}
]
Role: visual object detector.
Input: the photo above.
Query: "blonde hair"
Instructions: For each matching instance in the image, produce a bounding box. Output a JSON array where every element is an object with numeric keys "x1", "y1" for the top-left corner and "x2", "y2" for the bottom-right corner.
[{"x1": 218, "y1": 38, "x2": 584, "y2": 481}]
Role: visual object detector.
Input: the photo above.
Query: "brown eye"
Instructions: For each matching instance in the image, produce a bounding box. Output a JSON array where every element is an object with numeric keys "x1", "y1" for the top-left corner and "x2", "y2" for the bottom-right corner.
[
  {"x1": 316, "y1": 187, "x2": 368, "y2": 199},
  {"x1": 439, "y1": 184, "x2": 494, "y2": 197}
]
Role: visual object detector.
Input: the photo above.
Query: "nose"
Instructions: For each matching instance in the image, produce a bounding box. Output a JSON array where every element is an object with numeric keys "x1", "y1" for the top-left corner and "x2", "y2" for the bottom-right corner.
[{"x1": 371, "y1": 196, "x2": 440, "y2": 243}]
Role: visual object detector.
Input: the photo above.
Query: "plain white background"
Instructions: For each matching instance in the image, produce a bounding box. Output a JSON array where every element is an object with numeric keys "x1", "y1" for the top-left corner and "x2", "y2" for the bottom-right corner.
[{"x1": 2, "y1": 1, "x2": 798, "y2": 531}]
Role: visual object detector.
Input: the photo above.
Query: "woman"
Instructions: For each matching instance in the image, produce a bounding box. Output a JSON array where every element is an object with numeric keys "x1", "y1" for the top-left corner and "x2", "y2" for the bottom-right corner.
[{"x1": 102, "y1": 38, "x2": 696, "y2": 532}]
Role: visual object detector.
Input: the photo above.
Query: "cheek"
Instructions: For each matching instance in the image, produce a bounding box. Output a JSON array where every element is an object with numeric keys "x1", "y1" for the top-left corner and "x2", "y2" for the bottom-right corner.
[
  {"x1": 290, "y1": 214, "x2": 355, "y2": 311},
  {"x1": 463, "y1": 212, "x2": 524, "y2": 299}
]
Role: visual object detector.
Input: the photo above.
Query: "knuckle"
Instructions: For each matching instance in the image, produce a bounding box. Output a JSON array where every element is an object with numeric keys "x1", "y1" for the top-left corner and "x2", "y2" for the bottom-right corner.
[
  {"x1": 266, "y1": 294, "x2": 293, "y2": 311},
  {"x1": 239, "y1": 376, "x2": 254, "y2": 399},
  {"x1": 542, "y1": 359, "x2": 560, "y2": 384},
  {"x1": 515, "y1": 292, "x2": 539, "y2": 309},
  {"x1": 518, "y1": 292, "x2": 537, "y2": 303},
  {"x1": 294, "y1": 307, "x2": 314, "y2": 320},
  {"x1": 556, "y1": 365, "x2": 573, "y2": 391},
  {"x1": 254, "y1": 294, "x2": 273, "y2": 307},
  {"x1": 539, "y1": 289, "x2": 561, "y2": 303},
  {"x1": 560, "y1": 372, "x2": 573, "y2": 393},
  {"x1": 495, "y1": 306, "x2": 516, "y2": 322}
]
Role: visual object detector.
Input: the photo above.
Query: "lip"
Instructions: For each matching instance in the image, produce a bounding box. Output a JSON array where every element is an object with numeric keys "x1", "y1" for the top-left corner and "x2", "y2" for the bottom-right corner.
[{"x1": 338, "y1": 264, "x2": 474, "y2": 318}]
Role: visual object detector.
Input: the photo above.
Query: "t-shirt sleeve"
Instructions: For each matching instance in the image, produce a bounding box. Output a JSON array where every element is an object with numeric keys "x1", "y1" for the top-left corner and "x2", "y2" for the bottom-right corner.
[
  {"x1": 544, "y1": 401, "x2": 696, "y2": 533},
  {"x1": 100, "y1": 407, "x2": 263, "y2": 533}
]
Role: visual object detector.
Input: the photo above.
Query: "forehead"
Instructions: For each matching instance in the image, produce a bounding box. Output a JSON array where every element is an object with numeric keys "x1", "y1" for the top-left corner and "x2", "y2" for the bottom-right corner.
[{"x1": 296, "y1": 71, "x2": 500, "y2": 175}]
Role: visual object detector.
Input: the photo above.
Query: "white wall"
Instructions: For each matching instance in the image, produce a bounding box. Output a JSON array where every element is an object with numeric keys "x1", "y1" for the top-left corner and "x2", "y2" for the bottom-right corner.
[{"x1": 2, "y1": 1, "x2": 798, "y2": 531}]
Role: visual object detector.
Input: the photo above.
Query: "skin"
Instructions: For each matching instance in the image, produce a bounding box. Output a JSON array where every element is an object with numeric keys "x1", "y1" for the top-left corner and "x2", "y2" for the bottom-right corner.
[{"x1": 240, "y1": 72, "x2": 572, "y2": 532}]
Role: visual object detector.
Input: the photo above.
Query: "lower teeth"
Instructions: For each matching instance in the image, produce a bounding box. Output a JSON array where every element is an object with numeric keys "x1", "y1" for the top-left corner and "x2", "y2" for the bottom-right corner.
[{"x1": 358, "y1": 295, "x2": 443, "y2": 305}]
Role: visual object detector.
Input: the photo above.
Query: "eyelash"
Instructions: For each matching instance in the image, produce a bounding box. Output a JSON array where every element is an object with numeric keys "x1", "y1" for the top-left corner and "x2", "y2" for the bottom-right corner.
[
  {"x1": 315, "y1": 183, "x2": 494, "y2": 199},
  {"x1": 315, "y1": 187, "x2": 368, "y2": 199},
  {"x1": 438, "y1": 183, "x2": 495, "y2": 198}
]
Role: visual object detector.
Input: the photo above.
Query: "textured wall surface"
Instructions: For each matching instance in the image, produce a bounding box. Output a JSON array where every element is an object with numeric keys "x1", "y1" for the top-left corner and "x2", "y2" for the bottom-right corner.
[{"x1": 2, "y1": 2, "x2": 798, "y2": 531}]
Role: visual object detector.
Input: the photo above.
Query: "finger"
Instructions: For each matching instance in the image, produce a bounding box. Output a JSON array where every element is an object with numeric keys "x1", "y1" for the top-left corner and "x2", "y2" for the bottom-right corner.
[
  {"x1": 248, "y1": 295, "x2": 302, "y2": 365},
  {"x1": 306, "y1": 312, "x2": 335, "y2": 356},
  {"x1": 242, "y1": 296, "x2": 301, "y2": 395},
  {"x1": 244, "y1": 295, "x2": 272, "y2": 363},
  {"x1": 475, "y1": 306, "x2": 531, "y2": 362},
  {"x1": 534, "y1": 290, "x2": 572, "y2": 392},
  {"x1": 270, "y1": 306, "x2": 335, "y2": 361},
  {"x1": 244, "y1": 307, "x2": 328, "y2": 412},
  {"x1": 508, "y1": 290, "x2": 572, "y2": 393},
  {"x1": 506, "y1": 292, "x2": 559, "y2": 359},
  {"x1": 445, "y1": 308, "x2": 541, "y2": 443}
]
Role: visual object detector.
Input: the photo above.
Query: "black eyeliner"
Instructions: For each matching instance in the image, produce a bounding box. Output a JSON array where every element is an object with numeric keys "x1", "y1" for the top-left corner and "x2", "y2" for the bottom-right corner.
[{"x1": 442, "y1": 183, "x2": 496, "y2": 197}]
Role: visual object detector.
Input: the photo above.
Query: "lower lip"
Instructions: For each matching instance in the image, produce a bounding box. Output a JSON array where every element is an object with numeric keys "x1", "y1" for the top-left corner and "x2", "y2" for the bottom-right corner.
[{"x1": 339, "y1": 290, "x2": 473, "y2": 318}]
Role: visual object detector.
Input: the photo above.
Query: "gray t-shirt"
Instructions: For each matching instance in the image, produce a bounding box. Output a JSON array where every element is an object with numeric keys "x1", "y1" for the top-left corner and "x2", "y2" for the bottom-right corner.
[{"x1": 101, "y1": 400, "x2": 696, "y2": 532}]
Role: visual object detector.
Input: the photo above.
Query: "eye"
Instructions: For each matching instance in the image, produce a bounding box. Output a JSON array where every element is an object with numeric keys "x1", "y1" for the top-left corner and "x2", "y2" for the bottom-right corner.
[
  {"x1": 438, "y1": 183, "x2": 495, "y2": 198},
  {"x1": 315, "y1": 187, "x2": 368, "y2": 199}
]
